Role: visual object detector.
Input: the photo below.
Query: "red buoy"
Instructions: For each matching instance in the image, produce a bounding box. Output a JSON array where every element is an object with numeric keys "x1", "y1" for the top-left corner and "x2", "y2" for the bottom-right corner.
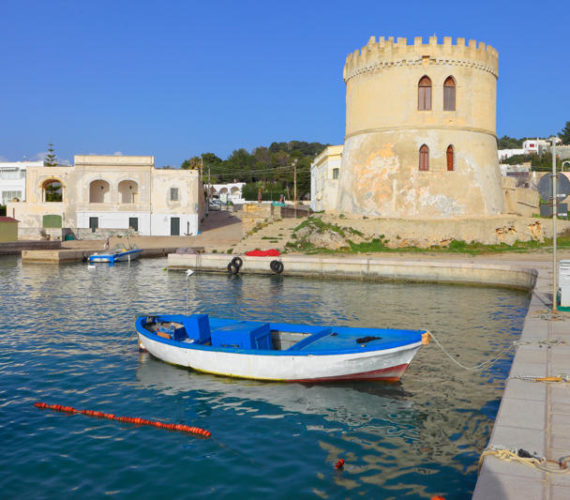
[{"x1": 335, "y1": 459, "x2": 345, "y2": 470}]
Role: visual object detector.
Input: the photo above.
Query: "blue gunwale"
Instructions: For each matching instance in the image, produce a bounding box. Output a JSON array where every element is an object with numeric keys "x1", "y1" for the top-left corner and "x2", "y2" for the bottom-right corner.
[{"x1": 135, "y1": 316, "x2": 424, "y2": 357}]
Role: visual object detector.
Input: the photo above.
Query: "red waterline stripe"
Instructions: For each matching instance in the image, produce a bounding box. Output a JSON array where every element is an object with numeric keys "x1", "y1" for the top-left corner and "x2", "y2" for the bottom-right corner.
[
  {"x1": 33, "y1": 402, "x2": 210, "y2": 438},
  {"x1": 288, "y1": 363, "x2": 409, "y2": 383}
]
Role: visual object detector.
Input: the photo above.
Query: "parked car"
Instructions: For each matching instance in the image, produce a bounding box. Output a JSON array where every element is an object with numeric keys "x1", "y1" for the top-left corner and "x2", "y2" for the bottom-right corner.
[{"x1": 208, "y1": 199, "x2": 222, "y2": 211}]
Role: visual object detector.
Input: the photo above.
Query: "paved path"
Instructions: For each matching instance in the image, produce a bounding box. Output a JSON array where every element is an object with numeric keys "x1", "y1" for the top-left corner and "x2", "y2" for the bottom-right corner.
[{"x1": 473, "y1": 256, "x2": 570, "y2": 500}]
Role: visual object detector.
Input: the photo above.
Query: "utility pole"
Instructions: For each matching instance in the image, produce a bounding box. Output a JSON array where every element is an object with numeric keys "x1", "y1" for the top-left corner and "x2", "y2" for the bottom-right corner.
[
  {"x1": 293, "y1": 159, "x2": 298, "y2": 206},
  {"x1": 552, "y1": 137, "x2": 558, "y2": 312}
]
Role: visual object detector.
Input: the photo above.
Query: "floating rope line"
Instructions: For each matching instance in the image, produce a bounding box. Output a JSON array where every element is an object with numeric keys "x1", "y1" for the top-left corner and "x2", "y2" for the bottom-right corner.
[
  {"x1": 34, "y1": 402, "x2": 211, "y2": 438},
  {"x1": 479, "y1": 447, "x2": 570, "y2": 475},
  {"x1": 426, "y1": 331, "x2": 515, "y2": 372}
]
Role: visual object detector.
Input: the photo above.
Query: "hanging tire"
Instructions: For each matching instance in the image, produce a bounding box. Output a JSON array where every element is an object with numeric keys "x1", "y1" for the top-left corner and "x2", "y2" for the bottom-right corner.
[
  {"x1": 227, "y1": 262, "x2": 239, "y2": 274},
  {"x1": 270, "y1": 260, "x2": 284, "y2": 274},
  {"x1": 231, "y1": 256, "x2": 243, "y2": 269}
]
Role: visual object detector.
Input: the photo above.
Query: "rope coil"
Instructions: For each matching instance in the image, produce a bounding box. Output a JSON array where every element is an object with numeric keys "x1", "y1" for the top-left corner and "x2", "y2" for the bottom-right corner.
[{"x1": 479, "y1": 447, "x2": 570, "y2": 475}]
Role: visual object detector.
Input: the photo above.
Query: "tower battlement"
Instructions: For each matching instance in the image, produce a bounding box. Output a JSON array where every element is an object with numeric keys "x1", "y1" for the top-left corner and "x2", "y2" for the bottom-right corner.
[{"x1": 343, "y1": 35, "x2": 498, "y2": 82}]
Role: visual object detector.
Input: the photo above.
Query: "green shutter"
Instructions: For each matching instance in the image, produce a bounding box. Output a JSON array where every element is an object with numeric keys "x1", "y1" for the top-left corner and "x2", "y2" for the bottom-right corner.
[{"x1": 43, "y1": 214, "x2": 62, "y2": 228}]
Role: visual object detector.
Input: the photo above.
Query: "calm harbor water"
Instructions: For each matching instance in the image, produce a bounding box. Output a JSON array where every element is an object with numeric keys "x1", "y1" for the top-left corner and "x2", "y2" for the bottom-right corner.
[{"x1": 0, "y1": 256, "x2": 530, "y2": 499}]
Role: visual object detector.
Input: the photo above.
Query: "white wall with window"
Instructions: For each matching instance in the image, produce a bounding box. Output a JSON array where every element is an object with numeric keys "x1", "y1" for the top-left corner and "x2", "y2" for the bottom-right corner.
[
  {"x1": 310, "y1": 145, "x2": 343, "y2": 212},
  {"x1": 0, "y1": 161, "x2": 43, "y2": 204}
]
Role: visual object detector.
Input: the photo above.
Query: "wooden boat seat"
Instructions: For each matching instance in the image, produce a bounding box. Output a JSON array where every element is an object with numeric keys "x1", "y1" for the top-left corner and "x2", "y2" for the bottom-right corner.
[{"x1": 287, "y1": 327, "x2": 332, "y2": 351}]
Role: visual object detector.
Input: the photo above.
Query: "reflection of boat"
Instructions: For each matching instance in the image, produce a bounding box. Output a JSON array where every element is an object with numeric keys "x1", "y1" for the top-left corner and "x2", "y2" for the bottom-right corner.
[
  {"x1": 136, "y1": 355, "x2": 416, "y2": 426},
  {"x1": 89, "y1": 247, "x2": 142, "y2": 264},
  {"x1": 135, "y1": 313, "x2": 428, "y2": 382}
]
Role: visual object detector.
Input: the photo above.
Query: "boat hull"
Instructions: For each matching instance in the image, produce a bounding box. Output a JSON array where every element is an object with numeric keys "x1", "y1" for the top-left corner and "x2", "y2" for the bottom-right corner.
[{"x1": 137, "y1": 332, "x2": 421, "y2": 383}]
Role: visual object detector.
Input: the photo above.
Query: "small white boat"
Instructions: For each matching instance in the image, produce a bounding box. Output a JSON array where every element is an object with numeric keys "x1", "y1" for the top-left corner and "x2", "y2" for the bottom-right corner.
[
  {"x1": 135, "y1": 314, "x2": 429, "y2": 383},
  {"x1": 89, "y1": 248, "x2": 142, "y2": 264}
]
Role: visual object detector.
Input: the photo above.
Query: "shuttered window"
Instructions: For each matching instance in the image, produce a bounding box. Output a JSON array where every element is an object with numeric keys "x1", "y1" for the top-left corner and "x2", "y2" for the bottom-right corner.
[
  {"x1": 446, "y1": 145, "x2": 454, "y2": 171},
  {"x1": 444, "y1": 76, "x2": 456, "y2": 111},
  {"x1": 418, "y1": 76, "x2": 432, "y2": 110},
  {"x1": 419, "y1": 145, "x2": 429, "y2": 171}
]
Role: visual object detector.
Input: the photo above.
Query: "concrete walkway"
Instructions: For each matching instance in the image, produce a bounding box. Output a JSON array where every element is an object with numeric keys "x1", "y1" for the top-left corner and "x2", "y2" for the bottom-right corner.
[{"x1": 473, "y1": 257, "x2": 570, "y2": 500}]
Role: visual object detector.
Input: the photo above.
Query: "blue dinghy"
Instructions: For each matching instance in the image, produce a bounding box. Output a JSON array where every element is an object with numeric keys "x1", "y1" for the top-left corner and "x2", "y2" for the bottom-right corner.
[{"x1": 135, "y1": 314, "x2": 429, "y2": 382}]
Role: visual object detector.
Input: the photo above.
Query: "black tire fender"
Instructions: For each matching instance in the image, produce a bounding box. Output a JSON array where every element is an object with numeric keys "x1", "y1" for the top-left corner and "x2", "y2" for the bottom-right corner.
[
  {"x1": 270, "y1": 260, "x2": 284, "y2": 274},
  {"x1": 227, "y1": 262, "x2": 239, "y2": 274},
  {"x1": 231, "y1": 256, "x2": 243, "y2": 269}
]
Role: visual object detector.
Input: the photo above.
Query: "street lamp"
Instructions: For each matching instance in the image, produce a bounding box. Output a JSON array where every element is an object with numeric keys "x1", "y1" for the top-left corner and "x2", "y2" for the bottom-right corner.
[{"x1": 550, "y1": 136, "x2": 558, "y2": 311}]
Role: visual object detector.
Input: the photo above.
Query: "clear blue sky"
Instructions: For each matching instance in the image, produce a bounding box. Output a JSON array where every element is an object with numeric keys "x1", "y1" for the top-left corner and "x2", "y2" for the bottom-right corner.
[{"x1": 1, "y1": 0, "x2": 568, "y2": 166}]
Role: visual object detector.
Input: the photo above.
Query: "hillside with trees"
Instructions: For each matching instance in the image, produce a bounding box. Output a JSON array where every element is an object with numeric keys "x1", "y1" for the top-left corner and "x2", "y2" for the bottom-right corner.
[{"x1": 181, "y1": 141, "x2": 328, "y2": 201}]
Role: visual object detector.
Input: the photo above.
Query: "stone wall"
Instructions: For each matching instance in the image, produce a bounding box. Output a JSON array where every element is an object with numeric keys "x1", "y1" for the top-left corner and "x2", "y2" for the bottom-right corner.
[{"x1": 239, "y1": 203, "x2": 280, "y2": 234}]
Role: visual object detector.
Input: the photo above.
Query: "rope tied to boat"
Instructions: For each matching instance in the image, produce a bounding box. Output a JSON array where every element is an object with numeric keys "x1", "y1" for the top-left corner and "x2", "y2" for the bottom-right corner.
[
  {"x1": 425, "y1": 331, "x2": 515, "y2": 372},
  {"x1": 478, "y1": 447, "x2": 570, "y2": 475},
  {"x1": 34, "y1": 402, "x2": 211, "y2": 438}
]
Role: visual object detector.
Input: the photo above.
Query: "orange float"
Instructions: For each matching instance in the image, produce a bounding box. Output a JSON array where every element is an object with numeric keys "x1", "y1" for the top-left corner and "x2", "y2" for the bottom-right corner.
[{"x1": 34, "y1": 402, "x2": 211, "y2": 438}]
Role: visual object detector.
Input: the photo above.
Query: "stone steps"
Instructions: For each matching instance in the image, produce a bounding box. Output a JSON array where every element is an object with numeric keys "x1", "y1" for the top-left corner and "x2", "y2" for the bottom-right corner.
[{"x1": 229, "y1": 218, "x2": 300, "y2": 254}]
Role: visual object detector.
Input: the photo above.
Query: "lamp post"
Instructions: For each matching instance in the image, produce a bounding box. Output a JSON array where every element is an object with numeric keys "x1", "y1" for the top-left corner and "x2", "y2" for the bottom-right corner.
[{"x1": 550, "y1": 137, "x2": 558, "y2": 312}]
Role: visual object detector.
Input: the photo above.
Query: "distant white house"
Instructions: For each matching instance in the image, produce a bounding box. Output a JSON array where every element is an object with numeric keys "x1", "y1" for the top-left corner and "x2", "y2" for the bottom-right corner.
[
  {"x1": 498, "y1": 149, "x2": 524, "y2": 161},
  {"x1": 0, "y1": 161, "x2": 43, "y2": 204},
  {"x1": 523, "y1": 138, "x2": 562, "y2": 155},
  {"x1": 310, "y1": 145, "x2": 343, "y2": 212},
  {"x1": 208, "y1": 182, "x2": 245, "y2": 203}
]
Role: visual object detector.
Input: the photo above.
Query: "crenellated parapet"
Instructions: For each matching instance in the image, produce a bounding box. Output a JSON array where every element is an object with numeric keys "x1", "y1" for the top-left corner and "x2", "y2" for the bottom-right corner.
[{"x1": 343, "y1": 35, "x2": 498, "y2": 82}]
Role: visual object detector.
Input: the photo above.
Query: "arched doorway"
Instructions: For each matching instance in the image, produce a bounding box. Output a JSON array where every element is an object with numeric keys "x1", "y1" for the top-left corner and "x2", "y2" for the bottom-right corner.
[
  {"x1": 89, "y1": 180, "x2": 110, "y2": 203},
  {"x1": 118, "y1": 180, "x2": 138, "y2": 204}
]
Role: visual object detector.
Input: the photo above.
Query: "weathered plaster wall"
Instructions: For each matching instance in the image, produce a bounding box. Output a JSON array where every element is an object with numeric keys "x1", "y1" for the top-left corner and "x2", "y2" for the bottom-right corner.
[{"x1": 310, "y1": 145, "x2": 343, "y2": 212}]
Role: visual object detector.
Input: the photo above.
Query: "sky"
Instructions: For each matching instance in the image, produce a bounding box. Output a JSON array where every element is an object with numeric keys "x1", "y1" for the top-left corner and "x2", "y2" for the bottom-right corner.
[{"x1": 1, "y1": 0, "x2": 568, "y2": 167}]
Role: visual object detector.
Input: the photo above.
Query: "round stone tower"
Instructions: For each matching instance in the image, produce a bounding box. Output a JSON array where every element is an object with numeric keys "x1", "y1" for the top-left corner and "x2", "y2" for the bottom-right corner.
[{"x1": 337, "y1": 35, "x2": 505, "y2": 217}]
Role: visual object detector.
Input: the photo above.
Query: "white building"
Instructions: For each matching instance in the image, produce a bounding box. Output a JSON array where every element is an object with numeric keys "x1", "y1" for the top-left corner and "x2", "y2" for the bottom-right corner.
[
  {"x1": 208, "y1": 182, "x2": 246, "y2": 203},
  {"x1": 8, "y1": 155, "x2": 204, "y2": 239},
  {"x1": 498, "y1": 149, "x2": 524, "y2": 161},
  {"x1": 310, "y1": 145, "x2": 343, "y2": 212},
  {"x1": 0, "y1": 161, "x2": 43, "y2": 204},
  {"x1": 523, "y1": 138, "x2": 562, "y2": 155}
]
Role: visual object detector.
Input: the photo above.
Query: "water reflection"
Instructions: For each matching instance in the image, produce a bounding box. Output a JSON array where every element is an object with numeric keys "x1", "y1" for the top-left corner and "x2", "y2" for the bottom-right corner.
[{"x1": 136, "y1": 354, "x2": 418, "y2": 429}]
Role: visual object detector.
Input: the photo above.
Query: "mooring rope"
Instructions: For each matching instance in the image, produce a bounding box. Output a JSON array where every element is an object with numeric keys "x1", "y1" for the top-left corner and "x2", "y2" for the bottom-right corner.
[
  {"x1": 479, "y1": 447, "x2": 570, "y2": 474},
  {"x1": 510, "y1": 374, "x2": 570, "y2": 383},
  {"x1": 426, "y1": 331, "x2": 515, "y2": 372}
]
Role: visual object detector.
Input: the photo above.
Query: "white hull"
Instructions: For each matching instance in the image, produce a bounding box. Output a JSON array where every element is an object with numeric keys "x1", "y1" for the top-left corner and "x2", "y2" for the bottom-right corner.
[{"x1": 138, "y1": 334, "x2": 421, "y2": 382}]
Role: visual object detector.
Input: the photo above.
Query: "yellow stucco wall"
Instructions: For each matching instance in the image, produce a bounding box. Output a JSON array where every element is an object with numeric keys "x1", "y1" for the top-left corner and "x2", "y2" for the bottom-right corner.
[{"x1": 337, "y1": 35, "x2": 504, "y2": 217}]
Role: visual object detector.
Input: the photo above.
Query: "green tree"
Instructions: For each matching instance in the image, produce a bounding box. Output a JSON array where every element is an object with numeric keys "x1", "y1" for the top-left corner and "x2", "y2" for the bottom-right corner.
[
  {"x1": 497, "y1": 136, "x2": 522, "y2": 149},
  {"x1": 44, "y1": 143, "x2": 57, "y2": 166},
  {"x1": 558, "y1": 121, "x2": 570, "y2": 145}
]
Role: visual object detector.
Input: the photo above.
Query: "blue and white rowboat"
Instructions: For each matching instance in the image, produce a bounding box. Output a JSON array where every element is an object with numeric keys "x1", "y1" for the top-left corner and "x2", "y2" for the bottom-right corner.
[
  {"x1": 89, "y1": 248, "x2": 142, "y2": 264},
  {"x1": 135, "y1": 314, "x2": 429, "y2": 382}
]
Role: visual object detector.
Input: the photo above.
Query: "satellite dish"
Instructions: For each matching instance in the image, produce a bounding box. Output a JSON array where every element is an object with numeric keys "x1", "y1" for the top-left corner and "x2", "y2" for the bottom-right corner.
[{"x1": 538, "y1": 173, "x2": 570, "y2": 201}]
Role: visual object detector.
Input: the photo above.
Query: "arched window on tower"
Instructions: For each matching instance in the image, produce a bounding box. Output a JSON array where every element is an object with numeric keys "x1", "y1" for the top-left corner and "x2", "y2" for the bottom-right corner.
[
  {"x1": 443, "y1": 76, "x2": 456, "y2": 111},
  {"x1": 418, "y1": 76, "x2": 432, "y2": 110},
  {"x1": 446, "y1": 145, "x2": 454, "y2": 171},
  {"x1": 419, "y1": 145, "x2": 429, "y2": 171}
]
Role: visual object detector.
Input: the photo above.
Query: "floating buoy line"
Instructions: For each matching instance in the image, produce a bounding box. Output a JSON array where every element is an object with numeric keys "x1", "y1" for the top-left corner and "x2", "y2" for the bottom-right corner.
[{"x1": 34, "y1": 402, "x2": 211, "y2": 438}]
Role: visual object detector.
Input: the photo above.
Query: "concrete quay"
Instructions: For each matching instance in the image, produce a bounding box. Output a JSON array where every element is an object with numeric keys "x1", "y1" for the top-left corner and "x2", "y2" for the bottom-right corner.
[
  {"x1": 0, "y1": 240, "x2": 62, "y2": 255},
  {"x1": 167, "y1": 252, "x2": 538, "y2": 290},
  {"x1": 22, "y1": 246, "x2": 180, "y2": 263},
  {"x1": 168, "y1": 250, "x2": 570, "y2": 499},
  {"x1": 473, "y1": 258, "x2": 570, "y2": 500}
]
